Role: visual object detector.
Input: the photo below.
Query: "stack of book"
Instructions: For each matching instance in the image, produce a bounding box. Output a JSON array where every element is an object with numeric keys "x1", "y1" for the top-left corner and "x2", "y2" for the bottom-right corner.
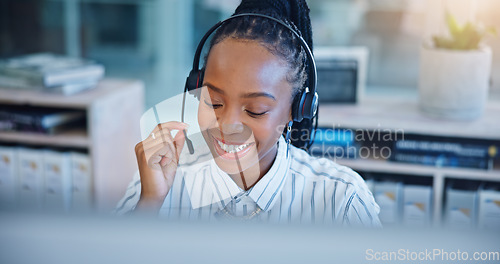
[
  {"x1": 390, "y1": 135, "x2": 499, "y2": 170},
  {"x1": 0, "y1": 53, "x2": 104, "y2": 95},
  {"x1": 0, "y1": 105, "x2": 85, "y2": 135}
]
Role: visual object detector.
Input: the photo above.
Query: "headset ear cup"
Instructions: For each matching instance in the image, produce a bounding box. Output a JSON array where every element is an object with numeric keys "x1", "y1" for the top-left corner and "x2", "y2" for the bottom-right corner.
[
  {"x1": 292, "y1": 91, "x2": 307, "y2": 122},
  {"x1": 302, "y1": 92, "x2": 318, "y2": 119},
  {"x1": 194, "y1": 69, "x2": 205, "y2": 100},
  {"x1": 185, "y1": 69, "x2": 203, "y2": 99},
  {"x1": 186, "y1": 69, "x2": 199, "y2": 92}
]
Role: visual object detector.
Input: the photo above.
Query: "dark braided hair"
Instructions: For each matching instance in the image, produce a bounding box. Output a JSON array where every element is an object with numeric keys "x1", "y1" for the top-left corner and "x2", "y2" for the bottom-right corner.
[{"x1": 206, "y1": 0, "x2": 316, "y2": 150}]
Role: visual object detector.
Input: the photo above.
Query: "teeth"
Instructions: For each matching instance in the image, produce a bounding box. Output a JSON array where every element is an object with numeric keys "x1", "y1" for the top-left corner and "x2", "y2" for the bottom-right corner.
[{"x1": 216, "y1": 140, "x2": 250, "y2": 153}]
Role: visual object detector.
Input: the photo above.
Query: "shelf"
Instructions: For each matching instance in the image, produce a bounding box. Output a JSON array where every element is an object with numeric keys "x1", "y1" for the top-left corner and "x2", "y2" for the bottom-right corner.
[
  {"x1": 0, "y1": 78, "x2": 144, "y2": 211},
  {"x1": 0, "y1": 130, "x2": 89, "y2": 148},
  {"x1": 319, "y1": 96, "x2": 500, "y2": 140},
  {"x1": 334, "y1": 158, "x2": 500, "y2": 182},
  {"x1": 0, "y1": 78, "x2": 142, "y2": 109}
]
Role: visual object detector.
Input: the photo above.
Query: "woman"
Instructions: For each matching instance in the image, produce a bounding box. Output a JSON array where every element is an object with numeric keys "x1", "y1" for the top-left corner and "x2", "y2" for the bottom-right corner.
[{"x1": 116, "y1": 0, "x2": 380, "y2": 226}]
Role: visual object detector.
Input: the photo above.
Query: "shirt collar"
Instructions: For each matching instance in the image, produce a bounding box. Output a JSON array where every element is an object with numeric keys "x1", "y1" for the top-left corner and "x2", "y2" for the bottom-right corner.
[{"x1": 208, "y1": 135, "x2": 291, "y2": 212}]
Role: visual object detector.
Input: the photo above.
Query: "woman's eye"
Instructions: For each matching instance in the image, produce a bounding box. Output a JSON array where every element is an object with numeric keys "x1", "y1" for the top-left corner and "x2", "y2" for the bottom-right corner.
[
  {"x1": 246, "y1": 110, "x2": 267, "y2": 117},
  {"x1": 204, "y1": 100, "x2": 222, "y2": 109}
]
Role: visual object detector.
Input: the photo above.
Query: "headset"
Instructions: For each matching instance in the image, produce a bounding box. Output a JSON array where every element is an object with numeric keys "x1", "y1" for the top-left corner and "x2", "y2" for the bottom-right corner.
[{"x1": 183, "y1": 13, "x2": 318, "y2": 154}]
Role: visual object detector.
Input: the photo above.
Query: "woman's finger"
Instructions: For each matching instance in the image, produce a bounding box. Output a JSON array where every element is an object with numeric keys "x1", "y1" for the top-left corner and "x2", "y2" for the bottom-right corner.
[
  {"x1": 148, "y1": 121, "x2": 189, "y2": 139},
  {"x1": 145, "y1": 142, "x2": 175, "y2": 169},
  {"x1": 143, "y1": 122, "x2": 188, "y2": 149},
  {"x1": 143, "y1": 128, "x2": 176, "y2": 152}
]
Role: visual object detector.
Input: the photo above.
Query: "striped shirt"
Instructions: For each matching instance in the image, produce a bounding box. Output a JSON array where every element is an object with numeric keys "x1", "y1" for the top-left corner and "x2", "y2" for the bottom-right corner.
[{"x1": 115, "y1": 136, "x2": 381, "y2": 226}]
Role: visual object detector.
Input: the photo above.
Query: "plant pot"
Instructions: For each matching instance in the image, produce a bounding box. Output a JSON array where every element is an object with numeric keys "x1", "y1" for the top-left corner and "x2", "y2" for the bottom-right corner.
[{"x1": 418, "y1": 45, "x2": 492, "y2": 120}]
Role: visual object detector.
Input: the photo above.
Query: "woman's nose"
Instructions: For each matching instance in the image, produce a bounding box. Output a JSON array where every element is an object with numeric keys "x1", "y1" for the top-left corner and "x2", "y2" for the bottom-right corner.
[
  {"x1": 220, "y1": 123, "x2": 244, "y2": 134},
  {"x1": 218, "y1": 110, "x2": 244, "y2": 135}
]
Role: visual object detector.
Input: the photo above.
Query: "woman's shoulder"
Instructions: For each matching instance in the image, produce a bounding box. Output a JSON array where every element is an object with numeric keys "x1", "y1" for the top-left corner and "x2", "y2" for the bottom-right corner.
[{"x1": 289, "y1": 145, "x2": 368, "y2": 190}]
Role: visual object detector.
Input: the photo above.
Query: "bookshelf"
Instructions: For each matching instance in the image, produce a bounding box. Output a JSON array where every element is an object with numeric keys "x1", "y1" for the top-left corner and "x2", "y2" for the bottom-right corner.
[
  {"x1": 318, "y1": 96, "x2": 500, "y2": 226},
  {"x1": 0, "y1": 78, "x2": 144, "y2": 212}
]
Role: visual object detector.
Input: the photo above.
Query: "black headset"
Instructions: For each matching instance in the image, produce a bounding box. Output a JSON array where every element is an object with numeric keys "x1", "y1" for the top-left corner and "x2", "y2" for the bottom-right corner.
[{"x1": 182, "y1": 13, "x2": 318, "y2": 154}]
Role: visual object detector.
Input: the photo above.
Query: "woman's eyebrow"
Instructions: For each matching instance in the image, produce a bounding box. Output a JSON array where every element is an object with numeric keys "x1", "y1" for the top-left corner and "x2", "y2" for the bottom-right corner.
[
  {"x1": 204, "y1": 82, "x2": 276, "y2": 101},
  {"x1": 204, "y1": 82, "x2": 225, "y2": 95},
  {"x1": 242, "y1": 92, "x2": 276, "y2": 101}
]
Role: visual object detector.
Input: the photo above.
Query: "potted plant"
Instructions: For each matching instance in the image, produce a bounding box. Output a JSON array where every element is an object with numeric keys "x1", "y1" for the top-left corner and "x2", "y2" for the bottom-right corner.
[{"x1": 418, "y1": 12, "x2": 497, "y2": 120}]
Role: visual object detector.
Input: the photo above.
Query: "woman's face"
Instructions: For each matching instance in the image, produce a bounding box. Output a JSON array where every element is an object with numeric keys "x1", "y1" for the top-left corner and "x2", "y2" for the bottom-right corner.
[{"x1": 198, "y1": 38, "x2": 293, "y2": 176}]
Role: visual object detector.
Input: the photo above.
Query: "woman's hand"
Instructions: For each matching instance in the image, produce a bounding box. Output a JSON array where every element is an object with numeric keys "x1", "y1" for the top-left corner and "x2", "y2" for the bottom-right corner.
[{"x1": 134, "y1": 121, "x2": 189, "y2": 212}]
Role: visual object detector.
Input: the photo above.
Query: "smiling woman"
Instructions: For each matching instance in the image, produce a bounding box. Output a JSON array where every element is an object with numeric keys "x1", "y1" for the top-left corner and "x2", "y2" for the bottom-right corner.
[
  {"x1": 199, "y1": 39, "x2": 291, "y2": 189},
  {"x1": 116, "y1": 0, "x2": 381, "y2": 226}
]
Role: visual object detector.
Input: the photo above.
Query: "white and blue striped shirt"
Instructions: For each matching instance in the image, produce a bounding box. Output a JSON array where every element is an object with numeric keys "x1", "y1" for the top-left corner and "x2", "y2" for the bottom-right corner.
[{"x1": 116, "y1": 136, "x2": 381, "y2": 226}]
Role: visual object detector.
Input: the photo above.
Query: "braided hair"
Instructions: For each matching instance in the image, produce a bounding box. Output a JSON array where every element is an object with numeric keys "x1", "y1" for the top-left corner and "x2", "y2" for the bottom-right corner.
[{"x1": 206, "y1": 0, "x2": 316, "y2": 151}]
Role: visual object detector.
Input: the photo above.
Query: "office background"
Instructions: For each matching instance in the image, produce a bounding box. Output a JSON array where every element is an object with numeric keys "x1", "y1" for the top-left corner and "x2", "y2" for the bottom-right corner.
[{"x1": 1, "y1": 0, "x2": 500, "y2": 108}]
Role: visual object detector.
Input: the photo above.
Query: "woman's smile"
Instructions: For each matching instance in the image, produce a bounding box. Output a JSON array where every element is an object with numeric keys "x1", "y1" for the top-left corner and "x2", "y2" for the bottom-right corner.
[{"x1": 211, "y1": 134, "x2": 255, "y2": 160}]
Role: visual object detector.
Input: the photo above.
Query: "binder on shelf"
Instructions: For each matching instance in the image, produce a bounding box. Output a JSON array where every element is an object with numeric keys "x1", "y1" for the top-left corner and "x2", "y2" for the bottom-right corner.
[
  {"x1": 403, "y1": 185, "x2": 432, "y2": 227},
  {"x1": 373, "y1": 181, "x2": 402, "y2": 225},
  {"x1": 444, "y1": 188, "x2": 477, "y2": 229},
  {"x1": 71, "y1": 152, "x2": 92, "y2": 211},
  {"x1": 17, "y1": 148, "x2": 44, "y2": 210},
  {"x1": 478, "y1": 189, "x2": 500, "y2": 230},
  {"x1": 0, "y1": 146, "x2": 18, "y2": 208},
  {"x1": 43, "y1": 150, "x2": 72, "y2": 211}
]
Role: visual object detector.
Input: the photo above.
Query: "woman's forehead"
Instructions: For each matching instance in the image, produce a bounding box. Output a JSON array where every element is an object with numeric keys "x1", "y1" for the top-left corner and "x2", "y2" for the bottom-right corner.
[{"x1": 204, "y1": 39, "x2": 291, "y2": 96}]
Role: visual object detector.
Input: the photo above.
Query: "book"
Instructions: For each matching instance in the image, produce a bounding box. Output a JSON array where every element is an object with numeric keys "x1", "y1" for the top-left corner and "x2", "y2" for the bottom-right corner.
[
  {"x1": 0, "y1": 146, "x2": 18, "y2": 208},
  {"x1": 478, "y1": 189, "x2": 500, "y2": 230},
  {"x1": 374, "y1": 181, "x2": 403, "y2": 225},
  {"x1": 391, "y1": 152, "x2": 491, "y2": 170},
  {"x1": 445, "y1": 188, "x2": 477, "y2": 229},
  {"x1": 17, "y1": 148, "x2": 45, "y2": 210},
  {"x1": 71, "y1": 152, "x2": 92, "y2": 211},
  {"x1": 43, "y1": 150, "x2": 72, "y2": 212},
  {"x1": 402, "y1": 185, "x2": 432, "y2": 227},
  {"x1": 393, "y1": 135, "x2": 499, "y2": 160},
  {"x1": 0, "y1": 75, "x2": 98, "y2": 95},
  {"x1": 0, "y1": 53, "x2": 104, "y2": 87},
  {"x1": 0, "y1": 105, "x2": 85, "y2": 134},
  {"x1": 391, "y1": 135, "x2": 498, "y2": 169}
]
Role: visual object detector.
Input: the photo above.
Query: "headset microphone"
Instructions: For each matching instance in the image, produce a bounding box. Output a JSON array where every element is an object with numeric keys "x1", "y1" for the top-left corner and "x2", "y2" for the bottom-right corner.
[{"x1": 181, "y1": 87, "x2": 195, "y2": 154}]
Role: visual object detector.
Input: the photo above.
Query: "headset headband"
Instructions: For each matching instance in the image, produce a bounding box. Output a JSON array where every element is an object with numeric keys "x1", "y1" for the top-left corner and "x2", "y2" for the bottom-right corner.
[{"x1": 189, "y1": 13, "x2": 317, "y2": 95}]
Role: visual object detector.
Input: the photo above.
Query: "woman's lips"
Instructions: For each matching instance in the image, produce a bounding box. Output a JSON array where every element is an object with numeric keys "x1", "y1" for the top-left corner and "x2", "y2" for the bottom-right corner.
[{"x1": 212, "y1": 135, "x2": 254, "y2": 160}]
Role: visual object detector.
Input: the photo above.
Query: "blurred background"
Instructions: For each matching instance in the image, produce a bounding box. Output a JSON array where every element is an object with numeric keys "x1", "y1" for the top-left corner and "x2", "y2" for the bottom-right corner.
[{"x1": 1, "y1": 0, "x2": 499, "y2": 107}]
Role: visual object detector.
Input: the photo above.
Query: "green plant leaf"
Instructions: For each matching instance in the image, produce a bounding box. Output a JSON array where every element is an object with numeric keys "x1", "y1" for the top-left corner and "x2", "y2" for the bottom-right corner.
[
  {"x1": 434, "y1": 11, "x2": 497, "y2": 50},
  {"x1": 433, "y1": 36, "x2": 453, "y2": 49},
  {"x1": 461, "y1": 22, "x2": 479, "y2": 49},
  {"x1": 446, "y1": 12, "x2": 461, "y2": 38},
  {"x1": 487, "y1": 26, "x2": 497, "y2": 37}
]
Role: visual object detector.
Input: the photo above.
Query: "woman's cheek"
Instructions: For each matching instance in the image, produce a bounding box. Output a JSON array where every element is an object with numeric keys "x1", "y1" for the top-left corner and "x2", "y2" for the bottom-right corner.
[
  {"x1": 197, "y1": 104, "x2": 218, "y2": 130},
  {"x1": 252, "y1": 117, "x2": 282, "y2": 143}
]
